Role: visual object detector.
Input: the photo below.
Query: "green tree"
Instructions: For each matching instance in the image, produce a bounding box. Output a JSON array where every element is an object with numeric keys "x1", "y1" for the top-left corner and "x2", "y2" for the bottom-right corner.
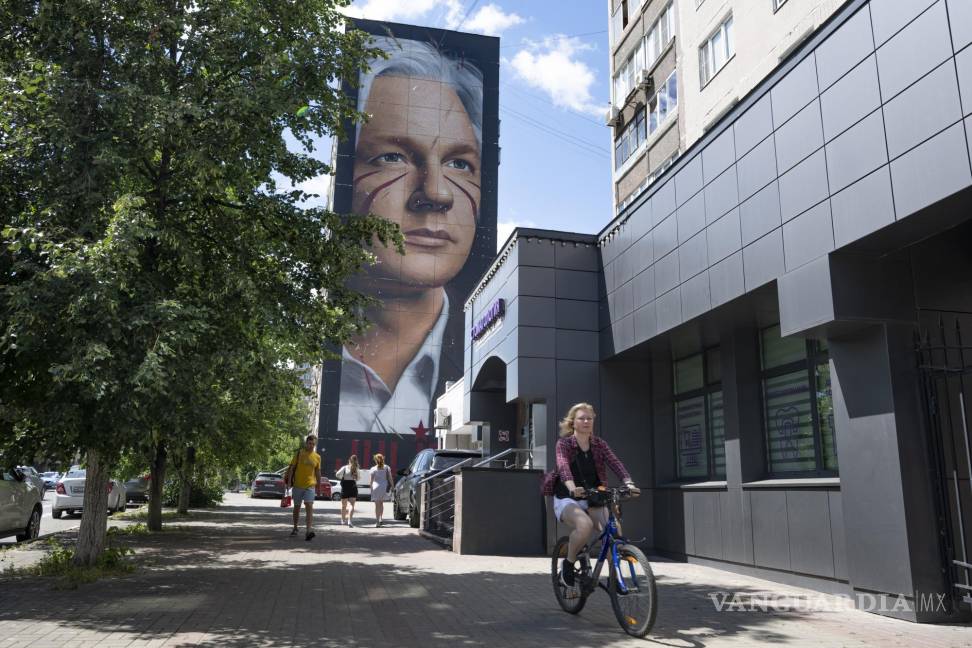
[{"x1": 0, "y1": 0, "x2": 399, "y2": 564}]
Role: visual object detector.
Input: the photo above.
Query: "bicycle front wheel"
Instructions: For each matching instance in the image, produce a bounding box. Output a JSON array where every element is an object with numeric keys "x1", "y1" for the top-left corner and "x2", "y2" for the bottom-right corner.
[
  {"x1": 608, "y1": 544, "x2": 657, "y2": 637},
  {"x1": 551, "y1": 536, "x2": 588, "y2": 614}
]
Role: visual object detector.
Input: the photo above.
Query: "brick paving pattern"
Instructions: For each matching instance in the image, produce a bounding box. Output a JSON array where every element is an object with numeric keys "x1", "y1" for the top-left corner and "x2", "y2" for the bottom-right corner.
[{"x1": 0, "y1": 493, "x2": 970, "y2": 647}]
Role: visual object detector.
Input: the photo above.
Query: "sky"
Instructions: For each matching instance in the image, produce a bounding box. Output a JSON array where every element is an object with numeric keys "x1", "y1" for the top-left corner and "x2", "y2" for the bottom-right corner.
[{"x1": 310, "y1": 0, "x2": 615, "y2": 250}]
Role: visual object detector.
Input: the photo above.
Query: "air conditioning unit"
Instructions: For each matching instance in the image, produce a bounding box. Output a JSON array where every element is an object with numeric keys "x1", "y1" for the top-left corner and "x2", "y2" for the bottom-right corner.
[
  {"x1": 605, "y1": 105, "x2": 621, "y2": 127},
  {"x1": 434, "y1": 407, "x2": 451, "y2": 430},
  {"x1": 637, "y1": 69, "x2": 655, "y2": 94}
]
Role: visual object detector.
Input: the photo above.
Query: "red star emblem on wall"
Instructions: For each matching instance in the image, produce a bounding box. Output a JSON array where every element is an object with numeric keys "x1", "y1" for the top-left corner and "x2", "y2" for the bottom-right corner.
[{"x1": 411, "y1": 420, "x2": 428, "y2": 450}]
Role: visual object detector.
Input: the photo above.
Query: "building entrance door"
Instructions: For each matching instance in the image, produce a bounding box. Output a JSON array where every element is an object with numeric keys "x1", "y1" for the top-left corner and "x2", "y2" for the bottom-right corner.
[{"x1": 917, "y1": 314, "x2": 972, "y2": 612}]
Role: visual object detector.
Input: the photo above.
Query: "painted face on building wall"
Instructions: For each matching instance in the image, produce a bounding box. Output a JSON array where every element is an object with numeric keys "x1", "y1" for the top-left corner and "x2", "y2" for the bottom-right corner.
[{"x1": 351, "y1": 75, "x2": 480, "y2": 294}]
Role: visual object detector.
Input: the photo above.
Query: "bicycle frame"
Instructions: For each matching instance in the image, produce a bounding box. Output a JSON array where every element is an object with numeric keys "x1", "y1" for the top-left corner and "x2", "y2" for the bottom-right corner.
[{"x1": 580, "y1": 496, "x2": 633, "y2": 596}]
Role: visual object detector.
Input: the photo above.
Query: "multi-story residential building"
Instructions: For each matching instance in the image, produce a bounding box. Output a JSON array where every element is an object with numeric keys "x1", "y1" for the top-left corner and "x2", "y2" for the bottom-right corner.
[
  {"x1": 608, "y1": 0, "x2": 845, "y2": 215},
  {"x1": 608, "y1": 0, "x2": 682, "y2": 214},
  {"x1": 678, "y1": 0, "x2": 843, "y2": 144}
]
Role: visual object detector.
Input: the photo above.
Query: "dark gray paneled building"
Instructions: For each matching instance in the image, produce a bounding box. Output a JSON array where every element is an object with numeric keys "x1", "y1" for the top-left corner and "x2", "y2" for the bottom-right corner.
[{"x1": 463, "y1": 0, "x2": 972, "y2": 622}]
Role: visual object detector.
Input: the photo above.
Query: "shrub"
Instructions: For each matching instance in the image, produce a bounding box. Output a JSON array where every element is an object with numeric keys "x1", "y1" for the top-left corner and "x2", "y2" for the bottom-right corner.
[{"x1": 161, "y1": 476, "x2": 224, "y2": 508}]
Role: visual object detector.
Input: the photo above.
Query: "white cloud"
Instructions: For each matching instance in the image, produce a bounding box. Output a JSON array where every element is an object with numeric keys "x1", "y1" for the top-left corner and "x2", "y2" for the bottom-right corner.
[
  {"x1": 464, "y1": 4, "x2": 524, "y2": 36},
  {"x1": 343, "y1": 0, "x2": 463, "y2": 27},
  {"x1": 510, "y1": 36, "x2": 603, "y2": 115},
  {"x1": 345, "y1": 0, "x2": 523, "y2": 35},
  {"x1": 497, "y1": 219, "x2": 537, "y2": 252}
]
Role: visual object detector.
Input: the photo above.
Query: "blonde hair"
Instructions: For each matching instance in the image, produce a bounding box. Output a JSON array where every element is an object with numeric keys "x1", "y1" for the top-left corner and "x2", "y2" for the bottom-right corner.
[
  {"x1": 348, "y1": 455, "x2": 359, "y2": 480},
  {"x1": 559, "y1": 403, "x2": 596, "y2": 437},
  {"x1": 373, "y1": 453, "x2": 385, "y2": 469}
]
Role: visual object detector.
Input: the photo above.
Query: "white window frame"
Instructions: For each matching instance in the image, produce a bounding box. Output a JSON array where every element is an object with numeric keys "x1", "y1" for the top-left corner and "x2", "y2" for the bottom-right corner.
[
  {"x1": 699, "y1": 14, "x2": 734, "y2": 87},
  {"x1": 644, "y1": 2, "x2": 675, "y2": 73}
]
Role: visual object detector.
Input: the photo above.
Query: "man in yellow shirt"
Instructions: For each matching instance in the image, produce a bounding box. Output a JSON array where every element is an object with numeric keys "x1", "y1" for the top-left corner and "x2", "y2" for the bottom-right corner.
[{"x1": 286, "y1": 434, "x2": 322, "y2": 540}]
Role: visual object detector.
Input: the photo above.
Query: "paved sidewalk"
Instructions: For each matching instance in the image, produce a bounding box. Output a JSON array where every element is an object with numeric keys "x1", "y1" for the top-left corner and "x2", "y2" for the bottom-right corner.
[{"x1": 0, "y1": 493, "x2": 970, "y2": 647}]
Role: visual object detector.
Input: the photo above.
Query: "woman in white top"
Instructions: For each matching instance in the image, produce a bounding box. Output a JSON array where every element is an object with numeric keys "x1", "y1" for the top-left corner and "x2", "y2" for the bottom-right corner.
[
  {"x1": 370, "y1": 453, "x2": 395, "y2": 527},
  {"x1": 335, "y1": 455, "x2": 360, "y2": 527}
]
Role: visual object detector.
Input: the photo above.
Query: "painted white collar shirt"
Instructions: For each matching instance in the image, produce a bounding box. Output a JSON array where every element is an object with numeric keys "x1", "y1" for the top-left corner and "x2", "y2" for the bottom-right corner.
[{"x1": 337, "y1": 290, "x2": 448, "y2": 436}]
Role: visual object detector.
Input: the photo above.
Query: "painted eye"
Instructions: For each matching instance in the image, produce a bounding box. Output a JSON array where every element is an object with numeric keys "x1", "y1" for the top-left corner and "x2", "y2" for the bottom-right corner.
[
  {"x1": 374, "y1": 152, "x2": 406, "y2": 164},
  {"x1": 445, "y1": 158, "x2": 473, "y2": 171}
]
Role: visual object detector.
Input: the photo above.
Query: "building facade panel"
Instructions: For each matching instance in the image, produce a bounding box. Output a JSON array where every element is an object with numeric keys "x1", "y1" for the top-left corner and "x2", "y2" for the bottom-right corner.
[
  {"x1": 819, "y1": 54, "x2": 882, "y2": 142},
  {"x1": 829, "y1": 165, "x2": 896, "y2": 247}
]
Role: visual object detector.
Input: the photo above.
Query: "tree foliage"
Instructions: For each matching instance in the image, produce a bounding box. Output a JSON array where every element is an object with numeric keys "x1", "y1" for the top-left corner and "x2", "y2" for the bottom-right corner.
[{"x1": 0, "y1": 0, "x2": 400, "y2": 562}]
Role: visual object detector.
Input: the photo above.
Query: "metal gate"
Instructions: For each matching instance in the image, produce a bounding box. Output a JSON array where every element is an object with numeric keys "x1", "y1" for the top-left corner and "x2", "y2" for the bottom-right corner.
[{"x1": 916, "y1": 315, "x2": 972, "y2": 611}]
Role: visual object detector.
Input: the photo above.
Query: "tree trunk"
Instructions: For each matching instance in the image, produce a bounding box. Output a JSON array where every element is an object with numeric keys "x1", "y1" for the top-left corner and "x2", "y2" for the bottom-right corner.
[
  {"x1": 177, "y1": 446, "x2": 195, "y2": 514},
  {"x1": 74, "y1": 448, "x2": 109, "y2": 567},
  {"x1": 147, "y1": 440, "x2": 166, "y2": 532}
]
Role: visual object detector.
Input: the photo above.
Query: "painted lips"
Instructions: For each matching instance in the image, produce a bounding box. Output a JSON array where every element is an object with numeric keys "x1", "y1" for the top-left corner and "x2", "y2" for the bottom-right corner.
[{"x1": 404, "y1": 228, "x2": 455, "y2": 248}]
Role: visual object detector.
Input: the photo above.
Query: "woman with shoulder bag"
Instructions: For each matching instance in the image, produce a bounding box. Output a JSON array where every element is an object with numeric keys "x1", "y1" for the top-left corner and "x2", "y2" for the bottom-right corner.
[
  {"x1": 335, "y1": 455, "x2": 360, "y2": 527},
  {"x1": 370, "y1": 453, "x2": 394, "y2": 527},
  {"x1": 552, "y1": 403, "x2": 639, "y2": 587}
]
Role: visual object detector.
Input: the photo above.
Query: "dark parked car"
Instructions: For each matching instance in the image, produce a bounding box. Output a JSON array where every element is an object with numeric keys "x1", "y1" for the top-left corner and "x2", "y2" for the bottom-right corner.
[
  {"x1": 250, "y1": 472, "x2": 286, "y2": 498},
  {"x1": 392, "y1": 449, "x2": 481, "y2": 528},
  {"x1": 124, "y1": 474, "x2": 151, "y2": 504}
]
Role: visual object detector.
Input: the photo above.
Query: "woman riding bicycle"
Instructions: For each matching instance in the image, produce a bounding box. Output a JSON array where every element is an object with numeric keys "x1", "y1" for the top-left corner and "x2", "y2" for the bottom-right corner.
[{"x1": 552, "y1": 402, "x2": 639, "y2": 587}]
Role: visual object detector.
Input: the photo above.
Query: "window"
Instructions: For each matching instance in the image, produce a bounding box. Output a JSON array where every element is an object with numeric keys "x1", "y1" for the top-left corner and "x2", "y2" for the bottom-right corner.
[
  {"x1": 614, "y1": 108, "x2": 646, "y2": 170},
  {"x1": 699, "y1": 14, "x2": 734, "y2": 86},
  {"x1": 645, "y1": 3, "x2": 675, "y2": 72},
  {"x1": 760, "y1": 325, "x2": 837, "y2": 476},
  {"x1": 674, "y1": 348, "x2": 725, "y2": 480},
  {"x1": 647, "y1": 70, "x2": 677, "y2": 139},
  {"x1": 613, "y1": 39, "x2": 646, "y2": 107}
]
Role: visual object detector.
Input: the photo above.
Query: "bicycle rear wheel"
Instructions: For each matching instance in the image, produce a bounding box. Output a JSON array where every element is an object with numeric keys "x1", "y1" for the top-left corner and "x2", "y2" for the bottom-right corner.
[
  {"x1": 608, "y1": 544, "x2": 657, "y2": 637},
  {"x1": 551, "y1": 536, "x2": 588, "y2": 614}
]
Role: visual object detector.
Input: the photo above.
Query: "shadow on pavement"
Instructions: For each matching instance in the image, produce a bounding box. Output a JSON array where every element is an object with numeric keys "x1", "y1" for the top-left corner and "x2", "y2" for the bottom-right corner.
[{"x1": 0, "y1": 499, "x2": 840, "y2": 648}]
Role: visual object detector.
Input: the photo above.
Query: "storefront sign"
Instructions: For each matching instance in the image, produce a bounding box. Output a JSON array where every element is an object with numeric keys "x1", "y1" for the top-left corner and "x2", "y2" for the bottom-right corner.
[{"x1": 471, "y1": 298, "x2": 505, "y2": 341}]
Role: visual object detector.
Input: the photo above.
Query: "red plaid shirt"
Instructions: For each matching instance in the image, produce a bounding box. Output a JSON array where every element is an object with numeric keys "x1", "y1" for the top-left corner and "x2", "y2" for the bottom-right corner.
[{"x1": 555, "y1": 435, "x2": 631, "y2": 487}]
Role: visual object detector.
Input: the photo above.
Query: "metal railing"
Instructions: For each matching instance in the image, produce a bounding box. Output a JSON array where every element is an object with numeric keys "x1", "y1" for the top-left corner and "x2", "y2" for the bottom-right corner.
[
  {"x1": 420, "y1": 448, "x2": 534, "y2": 545},
  {"x1": 917, "y1": 316, "x2": 972, "y2": 612}
]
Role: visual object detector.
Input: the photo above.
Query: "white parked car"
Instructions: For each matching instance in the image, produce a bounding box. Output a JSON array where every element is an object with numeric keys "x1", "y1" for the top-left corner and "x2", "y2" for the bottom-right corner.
[
  {"x1": 52, "y1": 469, "x2": 127, "y2": 518},
  {"x1": 328, "y1": 477, "x2": 372, "y2": 501},
  {"x1": 17, "y1": 466, "x2": 45, "y2": 495},
  {"x1": 0, "y1": 465, "x2": 43, "y2": 542}
]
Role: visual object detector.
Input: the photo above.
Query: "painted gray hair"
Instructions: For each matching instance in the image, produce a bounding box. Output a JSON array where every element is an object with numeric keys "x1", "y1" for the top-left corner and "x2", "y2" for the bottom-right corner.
[{"x1": 357, "y1": 36, "x2": 484, "y2": 151}]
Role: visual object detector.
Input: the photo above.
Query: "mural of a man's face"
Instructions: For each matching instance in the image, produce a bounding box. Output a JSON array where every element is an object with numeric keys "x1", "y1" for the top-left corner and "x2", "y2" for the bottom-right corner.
[{"x1": 352, "y1": 75, "x2": 480, "y2": 295}]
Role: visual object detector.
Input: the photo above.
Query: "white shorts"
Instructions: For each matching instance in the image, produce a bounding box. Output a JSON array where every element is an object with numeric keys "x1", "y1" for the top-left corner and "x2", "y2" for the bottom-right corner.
[{"x1": 553, "y1": 496, "x2": 588, "y2": 522}]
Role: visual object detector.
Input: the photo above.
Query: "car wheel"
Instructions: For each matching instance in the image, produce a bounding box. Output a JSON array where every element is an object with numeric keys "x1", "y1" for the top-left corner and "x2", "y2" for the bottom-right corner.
[
  {"x1": 393, "y1": 497, "x2": 407, "y2": 521},
  {"x1": 332, "y1": 493, "x2": 341, "y2": 501},
  {"x1": 408, "y1": 497, "x2": 420, "y2": 528},
  {"x1": 17, "y1": 508, "x2": 41, "y2": 542},
  {"x1": 52, "y1": 508, "x2": 62, "y2": 519}
]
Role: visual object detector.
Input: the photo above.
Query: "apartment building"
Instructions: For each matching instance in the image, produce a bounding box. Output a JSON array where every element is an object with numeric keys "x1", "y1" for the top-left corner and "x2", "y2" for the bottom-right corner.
[
  {"x1": 608, "y1": 0, "x2": 681, "y2": 213},
  {"x1": 608, "y1": 0, "x2": 844, "y2": 214}
]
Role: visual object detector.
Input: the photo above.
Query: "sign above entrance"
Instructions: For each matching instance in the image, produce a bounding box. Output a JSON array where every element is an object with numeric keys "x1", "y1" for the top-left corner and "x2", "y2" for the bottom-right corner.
[{"x1": 471, "y1": 298, "x2": 505, "y2": 341}]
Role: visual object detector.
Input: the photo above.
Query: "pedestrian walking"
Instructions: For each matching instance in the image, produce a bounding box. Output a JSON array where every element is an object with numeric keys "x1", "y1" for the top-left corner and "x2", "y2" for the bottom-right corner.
[
  {"x1": 335, "y1": 455, "x2": 360, "y2": 527},
  {"x1": 370, "y1": 453, "x2": 394, "y2": 527},
  {"x1": 285, "y1": 434, "x2": 322, "y2": 541}
]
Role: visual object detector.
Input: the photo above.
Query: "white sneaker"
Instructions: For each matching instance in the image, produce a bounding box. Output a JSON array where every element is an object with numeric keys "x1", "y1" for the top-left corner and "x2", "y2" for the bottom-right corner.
[{"x1": 348, "y1": 521, "x2": 354, "y2": 528}]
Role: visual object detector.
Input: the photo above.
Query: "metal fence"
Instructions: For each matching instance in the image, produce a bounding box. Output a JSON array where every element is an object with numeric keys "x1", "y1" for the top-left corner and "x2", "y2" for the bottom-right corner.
[
  {"x1": 916, "y1": 315, "x2": 972, "y2": 612},
  {"x1": 419, "y1": 448, "x2": 534, "y2": 546}
]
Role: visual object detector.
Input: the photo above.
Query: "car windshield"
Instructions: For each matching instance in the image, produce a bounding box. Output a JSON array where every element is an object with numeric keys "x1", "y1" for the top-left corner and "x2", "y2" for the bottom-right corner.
[
  {"x1": 431, "y1": 455, "x2": 478, "y2": 471},
  {"x1": 42, "y1": 472, "x2": 57, "y2": 478},
  {"x1": 257, "y1": 474, "x2": 278, "y2": 479},
  {"x1": 65, "y1": 470, "x2": 86, "y2": 478}
]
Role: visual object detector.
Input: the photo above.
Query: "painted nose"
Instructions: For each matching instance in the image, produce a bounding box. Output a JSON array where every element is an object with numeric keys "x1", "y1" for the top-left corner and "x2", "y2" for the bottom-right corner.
[{"x1": 408, "y1": 164, "x2": 453, "y2": 212}]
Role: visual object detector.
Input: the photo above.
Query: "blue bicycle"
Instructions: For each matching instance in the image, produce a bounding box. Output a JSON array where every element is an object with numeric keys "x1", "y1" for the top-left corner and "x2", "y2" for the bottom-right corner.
[{"x1": 551, "y1": 486, "x2": 657, "y2": 638}]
